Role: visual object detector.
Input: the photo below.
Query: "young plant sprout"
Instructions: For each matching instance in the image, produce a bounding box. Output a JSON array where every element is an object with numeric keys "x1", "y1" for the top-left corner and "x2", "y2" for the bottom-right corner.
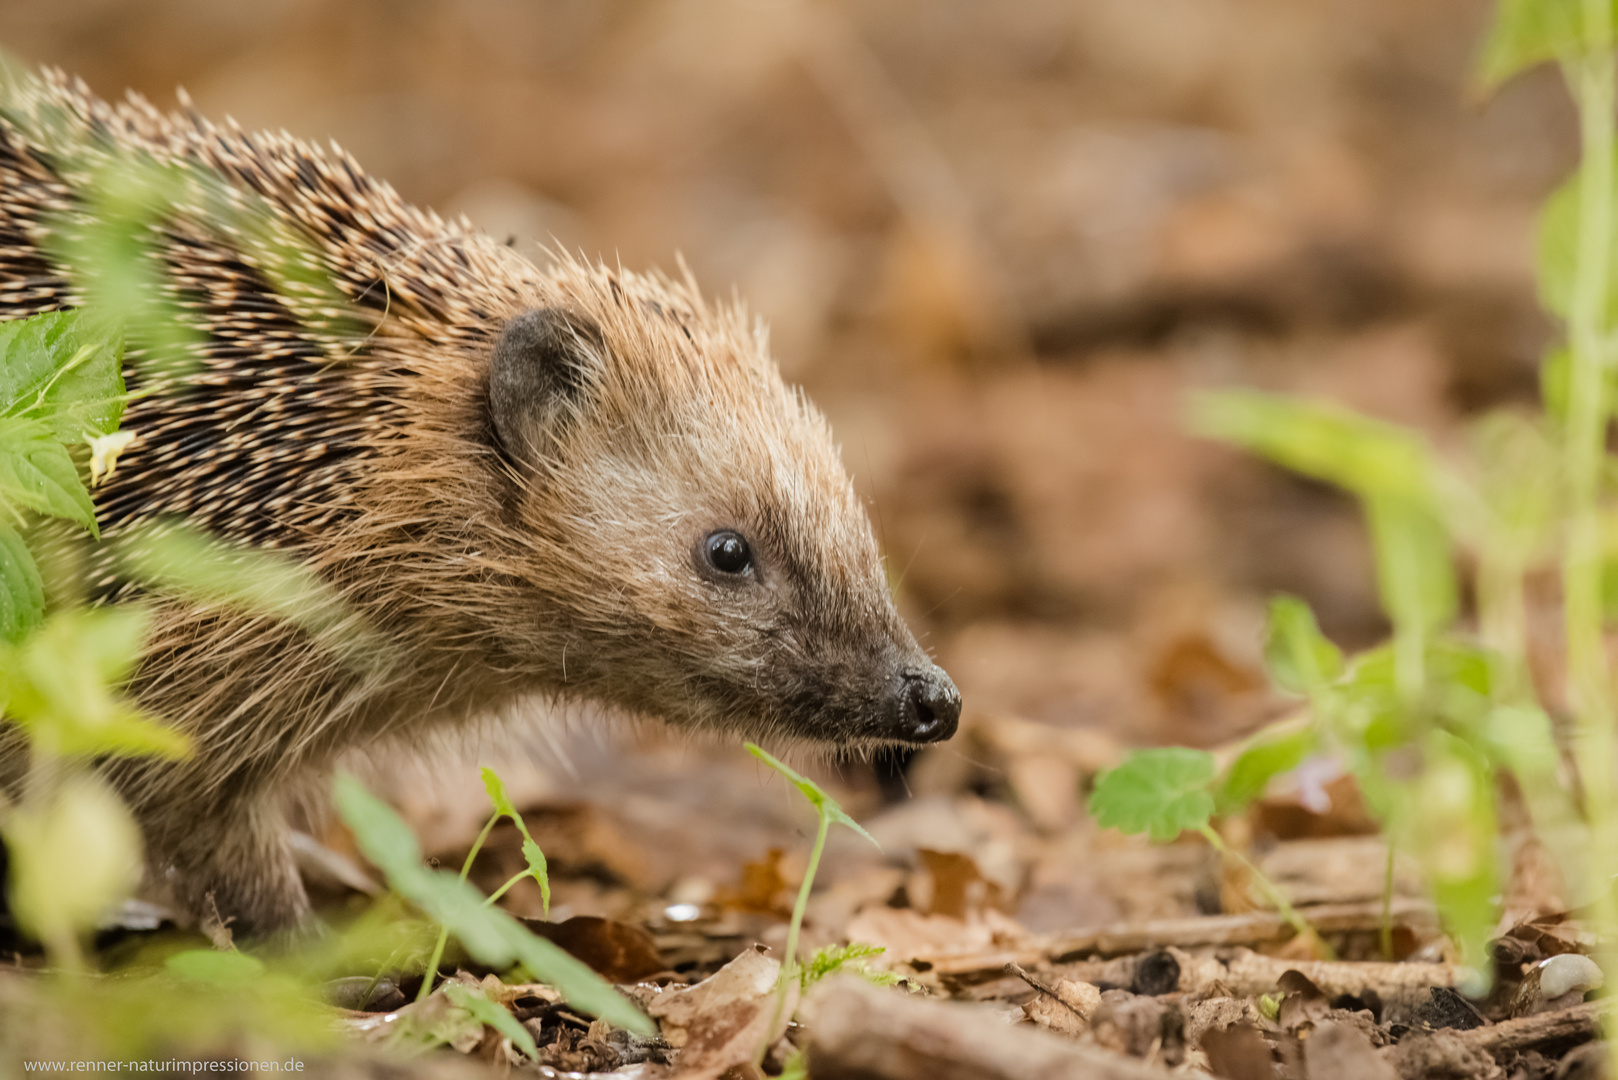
[
  {"x1": 416, "y1": 766, "x2": 552, "y2": 1002},
  {"x1": 744, "y1": 742, "x2": 882, "y2": 1063},
  {"x1": 332, "y1": 772, "x2": 651, "y2": 1035}
]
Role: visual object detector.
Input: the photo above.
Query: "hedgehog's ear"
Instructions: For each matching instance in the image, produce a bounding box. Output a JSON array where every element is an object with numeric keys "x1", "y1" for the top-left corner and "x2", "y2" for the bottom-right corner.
[{"x1": 488, "y1": 307, "x2": 604, "y2": 463}]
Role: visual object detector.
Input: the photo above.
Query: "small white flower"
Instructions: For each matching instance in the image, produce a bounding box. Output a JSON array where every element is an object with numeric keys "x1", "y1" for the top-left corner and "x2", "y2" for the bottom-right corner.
[{"x1": 86, "y1": 429, "x2": 137, "y2": 486}]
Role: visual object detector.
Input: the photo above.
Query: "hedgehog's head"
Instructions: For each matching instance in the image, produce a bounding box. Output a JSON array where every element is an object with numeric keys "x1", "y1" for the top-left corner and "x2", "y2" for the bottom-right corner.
[{"x1": 482, "y1": 265, "x2": 958, "y2": 751}]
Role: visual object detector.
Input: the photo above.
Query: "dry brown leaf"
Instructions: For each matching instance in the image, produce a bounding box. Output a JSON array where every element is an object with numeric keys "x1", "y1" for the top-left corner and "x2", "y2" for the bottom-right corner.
[
  {"x1": 526, "y1": 914, "x2": 667, "y2": 983},
  {"x1": 1303, "y1": 1019, "x2": 1398, "y2": 1080},
  {"x1": 1199, "y1": 1021, "x2": 1273, "y2": 1080},
  {"x1": 717, "y1": 848, "x2": 794, "y2": 916},
  {"x1": 917, "y1": 848, "x2": 1006, "y2": 918},
  {"x1": 845, "y1": 905, "x2": 1028, "y2": 963},
  {"x1": 648, "y1": 947, "x2": 797, "y2": 1078},
  {"x1": 1023, "y1": 977, "x2": 1102, "y2": 1038}
]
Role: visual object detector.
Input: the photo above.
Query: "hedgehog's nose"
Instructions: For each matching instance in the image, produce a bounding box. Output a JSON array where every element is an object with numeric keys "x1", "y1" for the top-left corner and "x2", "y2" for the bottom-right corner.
[{"x1": 893, "y1": 666, "x2": 961, "y2": 743}]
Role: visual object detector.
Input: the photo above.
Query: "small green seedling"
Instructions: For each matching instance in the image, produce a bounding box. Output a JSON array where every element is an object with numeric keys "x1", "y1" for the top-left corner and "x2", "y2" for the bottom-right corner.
[
  {"x1": 478, "y1": 766, "x2": 552, "y2": 913},
  {"x1": 801, "y1": 942, "x2": 900, "y2": 989},
  {"x1": 745, "y1": 743, "x2": 879, "y2": 982},
  {"x1": 415, "y1": 765, "x2": 553, "y2": 1002},
  {"x1": 332, "y1": 773, "x2": 649, "y2": 1035},
  {"x1": 745, "y1": 743, "x2": 882, "y2": 1063},
  {"x1": 1088, "y1": 746, "x2": 1328, "y2": 955}
]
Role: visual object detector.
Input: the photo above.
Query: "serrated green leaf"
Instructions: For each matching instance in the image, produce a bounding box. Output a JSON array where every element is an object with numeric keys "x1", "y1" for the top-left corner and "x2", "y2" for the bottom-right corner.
[
  {"x1": 522, "y1": 837, "x2": 551, "y2": 917},
  {"x1": 1088, "y1": 748, "x2": 1217, "y2": 842},
  {"x1": 480, "y1": 765, "x2": 551, "y2": 914},
  {"x1": 801, "y1": 942, "x2": 897, "y2": 988},
  {"x1": 481, "y1": 766, "x2": 518, "y2": 819},
  {"x1": 1263, "y1": 596, "x2": 1343, "y2": 697},
  {"x1": 0, "y1": 416, "x2": 96, "y2": 532},
  {"x1": 1476, "y1": 0, "x2": 1614, "y2": 90},
  {"x1": 1216, "y1": 725, "x2": 1318, "y2": 815},
  {"x1": 0, "y1": 521, "x2": 44, "y2": 643},
  {"x1": 164, "y1": 948, "x2": 266, "y2": 985},
  {"x1": 746, "y1": 742, "x2": 880, "y2": 850},
  {"x1": 444, "y1": 984, "x2": 538, "y2": 1059},
  {"x1": 0, "y1": 309, "x2": 125, "y2": 439}
]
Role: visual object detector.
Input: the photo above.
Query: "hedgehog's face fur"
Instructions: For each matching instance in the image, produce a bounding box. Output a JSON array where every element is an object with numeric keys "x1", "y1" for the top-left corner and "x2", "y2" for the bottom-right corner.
[{"x1": 481, "y1": 265, "x2": 959, "y2": 750}]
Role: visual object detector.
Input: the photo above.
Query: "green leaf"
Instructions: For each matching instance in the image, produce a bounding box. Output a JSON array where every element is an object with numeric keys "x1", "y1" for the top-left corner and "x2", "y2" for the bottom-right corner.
[
  {"x1": 0, "y1": 309, "x2": 125, "y2": 439},
  {"x1": 481, "y1": 766, "x2": 519, "y2": 819},
  {"x1": 3, "y1": 607, "x2": 191, "y2": 760},
  {"x1": 2, "y1": 773, "x2": 144, "y2": 946},
  {"x1": 0, "y1": 521, "x2": 44, "y2": 644},
  {"x1": 747, "y1": 742, "x2": 880, "y2": 849},
  {"x1": 1541, "y1": 345, "x2": 1571, "y2": 424},
  {"x1": 48, "y1": 157, "x2": 205, "y2": 386},
  {"x1": 1476, "y1": 0, "x2": 1615, "y2": 90},
  {"x1": 0, "y1": 416, "x2": 97, "y2": 532},
  {"x1": 1216, "y1": 724, "x2": 1318, "y2": 815},
  {"x1": 1193, "y1": 391, "x2": 1455, "y2": 636},
  {"x1": 333, "y1": 772, "x2": 428, "y2": 883},
  {"x1": 1366, "y1": 494, "x2": 1457, "y2": 633},
  {"x1": 164, "y1": 948, "x2": 266, "y2": 985},
  {"x1": 1538, "y1": 151, "x2": 1618, "y2": 323},
  {"x1": 801, "y1": 942, "x2": 898, "y2": 988},
  {"x1": 1088, "y1": 748, "x2": 1217, "y2": 842},
  {"x1": 522, "y1": 837, "x2": 551, "y2": 917},
  {"x1": 1378, "y1": 732, "x2": 1501, "y2": 972},
  {"x1": 1191, "y1": 390, "x2": 1436, "y2": 503},
  {"x1": 1474, "y1": 703, "x2": 1561, "y2": 777},
  {"x1": 1263, "y1": 595, "x2": 1343, "y2": 697},
  {"x1": 114, "y1": 521, "x2": 373, "y2": 649},
  {"x1": 444, "y1": 984, "x2": 538, "y2": 1060},
  {"x1": 333, "y1": 773, "x2": 654, "y2": 1034},
  {"x1": 496, "y1": 917, "x2": 652, "y2": 1034},
  {"x1": 481, "y1": 766, "x2": 550, "y2": 914}
]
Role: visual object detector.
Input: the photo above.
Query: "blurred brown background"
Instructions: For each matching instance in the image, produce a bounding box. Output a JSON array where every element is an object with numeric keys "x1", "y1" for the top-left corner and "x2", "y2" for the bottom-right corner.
[{"x1": 0, "y1": 0, "x2": 1572, "y2": 754}]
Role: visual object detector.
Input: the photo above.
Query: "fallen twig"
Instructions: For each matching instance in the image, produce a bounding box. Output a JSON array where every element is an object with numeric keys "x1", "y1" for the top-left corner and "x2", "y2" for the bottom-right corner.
[
  {"x1": 913, "y1": 899, "x2": 1440, "y2": 979},
  {"x1": 1464, "y1": 1003, "x2": 1601, "y2": 1056},
  {"x1": 807, "y1": 974, "x2": 1173, "y2": 1080}
]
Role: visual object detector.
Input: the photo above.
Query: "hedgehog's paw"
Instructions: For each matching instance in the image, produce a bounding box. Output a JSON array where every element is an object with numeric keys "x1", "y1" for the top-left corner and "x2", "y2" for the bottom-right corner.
[{"x1": 144, "y1": 792, "x2": 312, "y2": 942}]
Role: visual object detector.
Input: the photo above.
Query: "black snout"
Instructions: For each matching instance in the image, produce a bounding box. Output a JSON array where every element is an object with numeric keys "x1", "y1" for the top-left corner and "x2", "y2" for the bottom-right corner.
[{"x1": 893, "y1": 667, "x2": 961, "y2": 743}]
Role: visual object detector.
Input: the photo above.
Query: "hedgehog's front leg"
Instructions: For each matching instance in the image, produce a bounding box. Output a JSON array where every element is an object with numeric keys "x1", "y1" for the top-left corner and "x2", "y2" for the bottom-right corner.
[{"x1": 122, "y1": 767, "x2": 310, "y2": 937}]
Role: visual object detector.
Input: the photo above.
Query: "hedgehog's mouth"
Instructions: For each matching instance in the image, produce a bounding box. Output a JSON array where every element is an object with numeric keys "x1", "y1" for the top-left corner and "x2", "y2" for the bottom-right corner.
[{"x1": 749, "y1": 661, "x2": 961, "y2": 749}]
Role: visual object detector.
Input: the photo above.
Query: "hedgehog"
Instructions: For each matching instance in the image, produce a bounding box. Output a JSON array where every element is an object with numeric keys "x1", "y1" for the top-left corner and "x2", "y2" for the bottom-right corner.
[{"x1": 0, "y1": 69, "x2": 961, "y2": 934}]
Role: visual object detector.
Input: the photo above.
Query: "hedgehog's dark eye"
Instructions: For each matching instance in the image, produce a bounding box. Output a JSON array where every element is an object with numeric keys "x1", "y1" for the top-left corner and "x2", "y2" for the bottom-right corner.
[{"x1": 704, "y1": 531, "x2": 753, "y2": 576}]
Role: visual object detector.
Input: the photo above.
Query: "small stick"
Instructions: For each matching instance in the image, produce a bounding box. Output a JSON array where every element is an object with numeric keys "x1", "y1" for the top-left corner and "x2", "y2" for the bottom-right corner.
[
  {"x1": 1464, "y1": 1003, "x2": 1601, "y2": 1055},
  {"x1": 915, "y1": 899, "x2": 1440, "y2": 979},
  {"x1": 1005, "y1": 962, "x2": 1089, "y2": 1021}
]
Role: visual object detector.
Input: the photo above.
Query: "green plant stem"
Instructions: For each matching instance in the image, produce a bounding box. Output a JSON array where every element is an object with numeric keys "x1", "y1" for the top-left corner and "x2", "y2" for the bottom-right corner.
[
  {"x1": 783, "y1": 812, "x2": 831, "y2": 986},
  {"x1": 1564, "y1": 2, "x2": 1618, "y2": 1025},
  {"x1": 757, "y1": 808, "x2": 832, "y2": 1068},
  {"x1": 484, "y1": 869, "x2": 528, "y2": 907},
  {"x1": 417, "y1": 810, "x2": 500, "y2": 1003},
  {"x1": 1198, "y1": 824, "x2": 1334, "y2": 960},
  {"x1": 1476, "y1": 546, "x2": 1532, "y2": 704}
]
